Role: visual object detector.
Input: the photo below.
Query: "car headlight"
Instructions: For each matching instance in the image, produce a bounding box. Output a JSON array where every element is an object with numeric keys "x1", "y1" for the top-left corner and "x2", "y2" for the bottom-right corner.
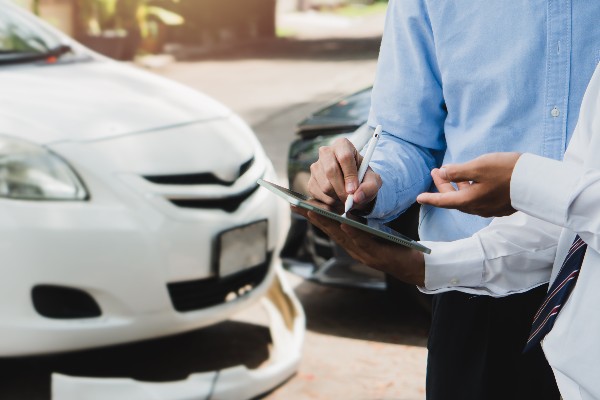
[{"x1": 0, "y1": 136, "x2": 88, "y2": 201}]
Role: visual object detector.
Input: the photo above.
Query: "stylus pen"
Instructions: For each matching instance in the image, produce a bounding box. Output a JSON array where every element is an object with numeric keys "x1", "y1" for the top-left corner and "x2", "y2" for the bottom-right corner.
[{"x1": 342, "y1": 125, "x2": 382, "y2": 217}]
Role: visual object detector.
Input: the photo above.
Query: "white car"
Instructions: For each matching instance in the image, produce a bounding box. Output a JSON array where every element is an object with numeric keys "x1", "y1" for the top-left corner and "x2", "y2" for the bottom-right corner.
[{"x1": 0, "y1": 3, "x2": 304, "y2": 399}]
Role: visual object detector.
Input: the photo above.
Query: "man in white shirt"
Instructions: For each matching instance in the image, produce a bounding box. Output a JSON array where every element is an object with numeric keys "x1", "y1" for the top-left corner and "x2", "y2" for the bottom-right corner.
[{"x1": 299, "y1": 63, "x2": 600, "y2": 399}]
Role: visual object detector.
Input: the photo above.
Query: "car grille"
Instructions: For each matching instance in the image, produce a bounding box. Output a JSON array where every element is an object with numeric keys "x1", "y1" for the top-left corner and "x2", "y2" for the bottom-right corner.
[
  {"x1": 169, "y1": 184, "x2": 259, "y2": 212},
  {"x1": 167, "y1": 253, "x2": 271, "y2": 312},
  {"x1": 141, "y1": 157, "x2": 259, "y2": 212},
  {"x1": 143, "y1": 158, "x2": 254, "y2": 186}
]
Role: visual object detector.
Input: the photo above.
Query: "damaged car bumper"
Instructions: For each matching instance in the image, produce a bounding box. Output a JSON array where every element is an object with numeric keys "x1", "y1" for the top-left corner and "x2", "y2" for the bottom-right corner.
[{"x1": 52, "y1": 267, "x2": 305, "y2": 400}]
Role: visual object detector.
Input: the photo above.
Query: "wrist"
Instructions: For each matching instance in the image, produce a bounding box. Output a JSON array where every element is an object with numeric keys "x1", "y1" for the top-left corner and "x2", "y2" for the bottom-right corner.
[
  {"x1": 410, "y1": 251, "x2": 425, "y2": 286},
  {"x1": 383, "y1": 249, "x2": 425, "y2": 286}
]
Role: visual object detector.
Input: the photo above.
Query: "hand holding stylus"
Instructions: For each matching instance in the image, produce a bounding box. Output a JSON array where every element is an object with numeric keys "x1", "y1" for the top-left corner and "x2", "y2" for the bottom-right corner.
[
  {"x1": 342, "y1": 125, "x2": 381, "y2": 216},
  {"x1": 308, "y1": 126, "x2": 383, "y2": 214}
]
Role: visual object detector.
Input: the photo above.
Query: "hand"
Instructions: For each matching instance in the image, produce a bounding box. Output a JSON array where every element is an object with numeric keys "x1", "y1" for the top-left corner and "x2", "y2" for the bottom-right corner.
[
  {"x1": 416, "y1": 152, "x2": 522, "y2": 218},
  {"x1": 308, "y1": 137, "x2": 382, "y2": 210},
  {"x1": 292, "y1": 206, "x2": 425, "y2": 286}
]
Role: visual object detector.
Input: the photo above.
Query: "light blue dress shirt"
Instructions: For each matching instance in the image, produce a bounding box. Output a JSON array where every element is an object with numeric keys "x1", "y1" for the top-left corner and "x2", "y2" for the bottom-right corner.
[{"x1": 367, "y1": 0, "x2": 600, "y2": 242}]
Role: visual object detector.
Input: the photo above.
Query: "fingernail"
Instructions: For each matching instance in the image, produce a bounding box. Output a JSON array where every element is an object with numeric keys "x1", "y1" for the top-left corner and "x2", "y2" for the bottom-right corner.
[
  {"x1": 354, "y1": 191, "x2": 365, "y2": 203},
  {"x1": 439, "y1": 168, "x2": 448, "y2": 179},
  {"x1": 346, "y1": 182, "x2": 356, "y2": 193}
]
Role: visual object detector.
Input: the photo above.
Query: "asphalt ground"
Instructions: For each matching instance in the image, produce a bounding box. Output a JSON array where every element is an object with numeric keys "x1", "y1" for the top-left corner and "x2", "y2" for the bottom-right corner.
[{"x1": 0, "y1": 10, "x2": 429, "y2": 400}]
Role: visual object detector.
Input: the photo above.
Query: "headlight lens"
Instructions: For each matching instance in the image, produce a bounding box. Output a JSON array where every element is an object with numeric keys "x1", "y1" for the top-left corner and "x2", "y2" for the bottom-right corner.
[{"x1": 0, "y1": 136, "x2": 88, "y2": 200}]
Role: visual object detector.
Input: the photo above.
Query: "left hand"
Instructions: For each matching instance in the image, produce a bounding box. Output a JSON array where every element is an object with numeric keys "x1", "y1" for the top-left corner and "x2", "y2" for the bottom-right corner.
[
  {"x1": 416, "y1": 152, "x2": 521, "y2": 218},
  {"x1": 292, "y1": 206, "x2": 425, "y2": 286}
]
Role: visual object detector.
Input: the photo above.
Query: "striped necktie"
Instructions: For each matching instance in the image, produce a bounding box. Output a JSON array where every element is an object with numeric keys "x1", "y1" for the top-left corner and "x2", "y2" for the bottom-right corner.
[{"x1": 523, "y1": 235, "x2": 587, "y2": 353}]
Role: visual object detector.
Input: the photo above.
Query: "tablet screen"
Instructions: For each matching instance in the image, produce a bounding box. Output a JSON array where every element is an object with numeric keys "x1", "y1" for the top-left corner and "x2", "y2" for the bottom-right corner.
[{"x1": 257, "y1": 179, "x2": 431, "y2": 254}]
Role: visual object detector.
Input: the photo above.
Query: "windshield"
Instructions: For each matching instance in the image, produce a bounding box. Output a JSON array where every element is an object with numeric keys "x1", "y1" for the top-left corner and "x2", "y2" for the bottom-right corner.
[{"x1": 0, "y1": 5, "x2": 63, "y2": 63}]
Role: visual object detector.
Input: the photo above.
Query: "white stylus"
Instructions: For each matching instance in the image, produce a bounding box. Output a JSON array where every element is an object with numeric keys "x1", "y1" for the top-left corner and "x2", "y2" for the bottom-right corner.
[{"x1": 342, "y1": 125, "x2": 382, "y2": 217}]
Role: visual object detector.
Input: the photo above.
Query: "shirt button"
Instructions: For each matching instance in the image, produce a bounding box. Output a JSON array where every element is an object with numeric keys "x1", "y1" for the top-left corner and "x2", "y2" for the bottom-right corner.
[
  {"x1": 450, "y1": 278, "x2": 459, "y2": 285},
  {"x1": 551, "y1": 107, "x2": 560, "y2": 117}
]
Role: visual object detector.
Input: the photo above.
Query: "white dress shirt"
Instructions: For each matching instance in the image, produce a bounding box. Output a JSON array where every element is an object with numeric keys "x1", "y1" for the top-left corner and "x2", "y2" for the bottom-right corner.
[{"x1": 420, "y1": 63, "x2": 600, "y2": 399}]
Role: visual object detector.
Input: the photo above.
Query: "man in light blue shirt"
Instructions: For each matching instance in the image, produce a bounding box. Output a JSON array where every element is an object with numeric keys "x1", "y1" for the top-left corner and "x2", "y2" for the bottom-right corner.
[{"x1": 307, "y1": 1, "x2": 600, "y2": 398}]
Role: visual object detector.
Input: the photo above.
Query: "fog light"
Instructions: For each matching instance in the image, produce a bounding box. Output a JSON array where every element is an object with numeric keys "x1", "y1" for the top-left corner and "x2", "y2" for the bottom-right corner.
[{"x1": 32, "y1": 285, "x2": 101, "y2": 319}]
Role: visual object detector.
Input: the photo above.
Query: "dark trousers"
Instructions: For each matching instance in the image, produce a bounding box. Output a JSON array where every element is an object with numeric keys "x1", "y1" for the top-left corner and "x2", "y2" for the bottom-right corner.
[{"x1": 426, "y1": 286, "x2": 560, "y2": 400}]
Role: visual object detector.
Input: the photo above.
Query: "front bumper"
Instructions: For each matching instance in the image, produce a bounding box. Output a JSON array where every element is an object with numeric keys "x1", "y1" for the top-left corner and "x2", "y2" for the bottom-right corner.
[
  {"x1": 0, "y1": 178, "x2": 285, "y2": 355},
  {"x1": 0, "y1": 120, "x2": 293, "y2": 356},
  {"x1": 52, "y1": 267, "x2": 305, "y2": 400}
]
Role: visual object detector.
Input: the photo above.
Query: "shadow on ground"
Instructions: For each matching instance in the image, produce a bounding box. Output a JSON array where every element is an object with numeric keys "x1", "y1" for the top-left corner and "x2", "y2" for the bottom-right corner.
[
  {"x1": 293, "y1": 279, "x2": 430, "y2": 347},
  {"x1": 0, "y1": 321, "x2": 271, "y2": 400}
]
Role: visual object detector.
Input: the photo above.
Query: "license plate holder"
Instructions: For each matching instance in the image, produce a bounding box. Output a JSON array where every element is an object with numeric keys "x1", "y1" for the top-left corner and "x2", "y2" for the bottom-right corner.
[{"x1": 218, "y1": 220, "x2": 268, "y2": 277}]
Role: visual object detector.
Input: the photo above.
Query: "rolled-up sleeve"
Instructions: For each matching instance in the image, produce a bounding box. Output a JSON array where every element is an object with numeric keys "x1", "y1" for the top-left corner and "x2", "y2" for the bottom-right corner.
[{"x1": 366, "y1": 0, "x2": 446, "y2": 221}]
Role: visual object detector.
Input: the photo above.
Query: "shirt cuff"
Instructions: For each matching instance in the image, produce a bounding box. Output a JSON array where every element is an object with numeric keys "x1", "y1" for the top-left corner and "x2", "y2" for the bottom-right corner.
[
  {"x1": 419, "y1": 237, "x2": 485, "y2": 292},
  {"x1": 511, "y1": 153, "x2": 584, "y2": 227}
]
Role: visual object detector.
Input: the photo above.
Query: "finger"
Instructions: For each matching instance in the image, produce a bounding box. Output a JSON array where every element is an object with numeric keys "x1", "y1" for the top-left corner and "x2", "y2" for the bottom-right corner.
[
  {"x1": 331, "y1": 138, "x2": 361, "y2": 194},
  {"x1": 307, "y1": 212, "x2": 356, "y2": 249},
  {"x1": 456, "y1": 181, "x2": 471, "y2": 190},
  {"x1": 439, "y1": 161, "x2": 480, "y2": 183},
  {"x1": 431, "y1": 168, "x2": 457, "y2": 193},
  {"x1": 340, "y1": 223, "x2": 372, "y2": 242},
  {"x1": 416, "y1": 192, "x2": 437, "y2": 205},
  {"x1": 307, "y1": 174, "x2": 338, "y2": 205},
  {"x1": 415, "y1": 190, "x2": 468, "y2": 209},
  {"x1": 311, "y1": 146, "x2": 347, "y2": 199},
  {"x1": 291, "y1": 205, "x2": 308, "y2": 218},
  {"x1": 306, "y1": 211, "x2": 343, "y2": 234},
  {"x1": 310, "y1": 157, "x2": 346, "y2": 204},
  {"x1": 353, "y1": 168, "x2": 381, "y2": 205}
]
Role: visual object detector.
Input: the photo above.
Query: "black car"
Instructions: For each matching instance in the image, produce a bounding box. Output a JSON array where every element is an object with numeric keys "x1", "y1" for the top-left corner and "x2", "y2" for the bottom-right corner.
[{"x1": 282, "y1": 87, "x2": 430, "y2": 311}]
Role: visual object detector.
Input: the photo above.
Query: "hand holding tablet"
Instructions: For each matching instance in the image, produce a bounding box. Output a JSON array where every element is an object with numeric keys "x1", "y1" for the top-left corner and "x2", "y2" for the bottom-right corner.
[{"x1": 257, "y1": 179, "x2": 431, "y2": 254}]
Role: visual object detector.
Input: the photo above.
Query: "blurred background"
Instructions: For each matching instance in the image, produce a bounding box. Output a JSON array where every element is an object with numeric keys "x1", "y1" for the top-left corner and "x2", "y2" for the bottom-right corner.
[
  {"x1": 4, "y1": 1, "x2": 430, "y2": 399},
  {"x1": 12, "y1": 0, "x2": 386, "y2": 60}
]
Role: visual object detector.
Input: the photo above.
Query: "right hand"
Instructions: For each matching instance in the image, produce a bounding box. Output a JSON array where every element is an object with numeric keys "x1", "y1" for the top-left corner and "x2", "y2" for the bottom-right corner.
[
  {"x1": 308, "y1": 137, "x2": 382, "y2": 210},
  {"x1": 416, "y1": 152, "x2": 521, "y2": 218}
]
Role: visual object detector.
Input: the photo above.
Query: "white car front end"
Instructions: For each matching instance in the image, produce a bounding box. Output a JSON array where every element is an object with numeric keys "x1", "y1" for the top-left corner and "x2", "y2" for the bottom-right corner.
[
  {"x1": 0, "y1": 3, "x2": 304, "y2": 398},
  {"x1": 0, "y1": 116, "x2": 283, "y2": 355}
]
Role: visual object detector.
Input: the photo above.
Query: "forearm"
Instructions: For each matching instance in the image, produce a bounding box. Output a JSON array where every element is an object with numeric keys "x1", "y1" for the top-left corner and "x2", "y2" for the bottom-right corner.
[
  {"x1": 366, "y1": 133, "x2": 440, "y2": 222},
  {"x1": 512, "y1": 153, "x2": 600, "y2": 253},
  {"x1": 419, "y1": 212, "x2": 559, "y2": 297}
]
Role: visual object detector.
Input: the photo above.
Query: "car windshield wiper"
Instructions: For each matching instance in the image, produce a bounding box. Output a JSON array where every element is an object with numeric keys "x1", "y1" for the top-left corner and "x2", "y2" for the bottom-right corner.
[{"x1": 0, "y1": 44, "x2": 73, "y2": 65}]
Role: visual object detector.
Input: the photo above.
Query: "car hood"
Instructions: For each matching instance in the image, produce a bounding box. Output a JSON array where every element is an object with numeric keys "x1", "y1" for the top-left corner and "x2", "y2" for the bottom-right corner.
[{"x1": 0, "y1": 60, "x2": 231, "y2": 144}]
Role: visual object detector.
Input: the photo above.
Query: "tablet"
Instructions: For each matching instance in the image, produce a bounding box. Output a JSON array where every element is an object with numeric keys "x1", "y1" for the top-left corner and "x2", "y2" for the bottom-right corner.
[{"x1": 257, "y1": 179, "x2": 431, "y2": 254}]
